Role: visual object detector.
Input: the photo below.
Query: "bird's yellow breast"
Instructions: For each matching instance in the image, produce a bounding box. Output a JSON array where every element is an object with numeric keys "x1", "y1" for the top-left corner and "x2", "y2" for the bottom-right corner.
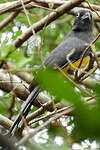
[{"x1": 62, "y1": 56, "x2": 90, "y2": 73}]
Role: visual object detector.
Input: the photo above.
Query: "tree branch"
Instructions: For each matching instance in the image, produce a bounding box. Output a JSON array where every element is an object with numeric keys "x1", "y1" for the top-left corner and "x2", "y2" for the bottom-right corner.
[
  {"x1": 17, "y1": 98, "x2": 96, "y2": 146},
  {"x1": 0, "y1": 70, "x2": 53, "y2": 107},
  {"x1": 4, "y1": 62, "x2": 33, "y2": 84},
  {"x1": 0, "y1": 50, "x2": 100, "y2": 101},
  {"x1": 0, "y1": 11, "x2": 20, "y2": 30},
  {"x1": 0, "y1": 114, "x2": 12, "y2": 130},
  {"x1": 13, "y1": 0, "x2": 85, "y2": 48},
  {"x1": 0, "y1": 71, "x2": 29, "y2": 100},
  {"x1": 0, "y1": 0, "x2": 32, "y2": 15},
  {"x1": 0, "y1": 0, "x2": 100, "y2": 14}
]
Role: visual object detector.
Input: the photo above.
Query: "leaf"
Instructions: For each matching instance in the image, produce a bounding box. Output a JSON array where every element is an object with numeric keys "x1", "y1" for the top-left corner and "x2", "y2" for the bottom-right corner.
[
  {"x1": 48, "y1": 123, "x2": 62, "y2": 138},
  {"x1": 36, "y1": 68, "x2": 91, "y2": 114},
  {"x1": 0, "y1": 41, "x2": 15, "y2": 60},
  {"x1": 72, "y1": 83, "x2": 100, "y2": 140},
  {"x1": 36, "y1": 68, "x2": 100, "y2": 140},
  {"x1": 0, "y1": 101, "x2": 7, "y2": 114},
  {"x1": 36, "y1": 68, "x2": 81, "y2": 103},
  {"x1": 12, "y1": 30, "x2": 22, "y2": 40},
  {"x1": 9, "y1": 51, "x2": 32, "y2": 68}
]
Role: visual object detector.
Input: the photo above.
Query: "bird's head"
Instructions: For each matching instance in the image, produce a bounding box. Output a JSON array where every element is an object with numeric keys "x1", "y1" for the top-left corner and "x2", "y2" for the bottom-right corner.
[{"x1": 73, "y1": 10, "x2": 93, "y2": 32}]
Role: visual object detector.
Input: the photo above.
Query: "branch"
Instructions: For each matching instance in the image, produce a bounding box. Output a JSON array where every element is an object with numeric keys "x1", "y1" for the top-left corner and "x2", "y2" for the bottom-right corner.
[
  {"x1": 0, "y1": 97, "x2": 95, "y2": 127},
  {"x1": 97, "y1": 51, "x2": 100, "y2": 57},
  {"x1": 0, "y1": 101, "x2": 54, "y2": 136},
  {"x1": 18, "y1": 107, "x2": 73, "y2": 145},
  {"x1": 4, "y1": 62, "x2": 33, "y2": 84},
  {"x1": 27, "y1": 101, "x2": 54, "y2": 123},
  {"x1": 81, "y1": 2, "x2": 100, "y2": 11},
  {"x1": 0, "y1": 71, "x2": 29, "y2": 100},
  {"x1": 0, "y1": 0, "x2": 100, "y2": 14},
  {"x1": 17, "y1": 98, "x2": 96, "y2": 145},
  {"x1": 0, "y1": 50, "x2": 100, "y2": 107},
  {"x1": 0, "y1": 51, "x2": 100, "y2": 102},
  {"x1": 0, "y1": 0, "x2": 32, "y2": 15},
  {"x1": 0, "y1": 70, "x2": 53, "y2": 107},
  {"x1": 0, "y1": 114, "x2": 12, "y2": 130},
  {"x1": 0, "y1": 11, "x2": 20, "y2": 30},
  {"x1": 69, "y1": 8, "x2": 100, "y2": 22},
  {"x1": 13, "y1": 0, "x2": 85, "y2": 48}
]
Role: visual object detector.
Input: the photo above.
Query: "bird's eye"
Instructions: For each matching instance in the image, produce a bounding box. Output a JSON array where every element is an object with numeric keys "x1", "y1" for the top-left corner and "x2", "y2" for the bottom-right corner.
[{"x1": 76, "y1": 13, "x2": 80, "y2": 17}]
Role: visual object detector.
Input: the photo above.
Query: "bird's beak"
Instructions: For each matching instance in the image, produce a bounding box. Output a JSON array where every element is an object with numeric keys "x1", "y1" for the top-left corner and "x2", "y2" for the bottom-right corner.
[{"x1": 81, "y1": 12, "x2": 91, "y2": 20}]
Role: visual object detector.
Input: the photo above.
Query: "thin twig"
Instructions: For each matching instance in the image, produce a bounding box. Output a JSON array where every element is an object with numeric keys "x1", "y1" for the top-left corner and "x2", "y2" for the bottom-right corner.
[
  {"x1": 86, "y1": 1, "x2": 100, "y2": 18},
  {"x1": 55, "y1": 65, "x2": 94, "y2": 97},
  {"x1": 17, "y1": 107, "x2": 73, "y2": 145},
  {"x1": 8, "y1": 93, "x2": 16, "y2": 119},
  {"x1": 75, "y1": 33, "x2": 100, "y2": 79},
  {"x1": 0, "y1": 0, "x2": 100, "y2": 15},
  {"x1": 29, "y1": 105, "x2": 72, "y2": 125},
  {"x1": 20, "y1": 0, "x2": 35, "y2": 35},
  {"x1": 78, "y1": 54, "x2": 95, "y2": 81},
  {"x1": 0, "y1": 11, "x2": 20, "y2": 30},
  {"x1": 17, "y1": 96, "x2": 96, "y2": 146},
  {"x1": 13, "y1": 0, "x2": 86, "y2": 47}
]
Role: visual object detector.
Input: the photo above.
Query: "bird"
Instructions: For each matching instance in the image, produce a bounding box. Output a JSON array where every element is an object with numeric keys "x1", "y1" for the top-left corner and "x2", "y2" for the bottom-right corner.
[{"x1": 7, "y1": 9, "x2": 94, "y2": 137}]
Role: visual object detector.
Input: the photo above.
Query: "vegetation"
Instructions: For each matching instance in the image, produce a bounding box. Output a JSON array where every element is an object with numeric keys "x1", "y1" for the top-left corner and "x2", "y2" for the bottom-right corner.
[{"x1": 0, "y1": 0, "x2": 100, "y2": 149}]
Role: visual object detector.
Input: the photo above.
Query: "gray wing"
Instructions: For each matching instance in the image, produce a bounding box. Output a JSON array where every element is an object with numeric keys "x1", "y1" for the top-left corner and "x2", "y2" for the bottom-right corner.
[{"x1": 44, "y1": 37, "x2": 91, "y2": 68}]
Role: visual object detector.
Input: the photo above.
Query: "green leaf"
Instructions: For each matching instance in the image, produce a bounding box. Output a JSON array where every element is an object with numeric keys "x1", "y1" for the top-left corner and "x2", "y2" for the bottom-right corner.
[
  {"x1": 36, "y1": 68, "x2": 81, "y2": 103},
  {"x1": 36, "y1": 68, "x2": 91, "y2": 114},
  {"x1": 9, "y1": 51, "x2": 32, "y2": 68},
  {"x1": 0, "y1": 101, "x2": 7, "y2": 114},
  {"x1": 72, "y1": 83, "x2": 100, "y2": 141},
  {"x1": 36, "y1": 68, "x2": 100, "y2": 140},
  {"x1": 12, "y1": 30, "x2": 22, "y2": 40},
  {"x1": 0, "y1": 41, "x2": 15, "y2": 60},
  {"x1": 48, "y1": 124, "x2": 63, "y2": 138}
]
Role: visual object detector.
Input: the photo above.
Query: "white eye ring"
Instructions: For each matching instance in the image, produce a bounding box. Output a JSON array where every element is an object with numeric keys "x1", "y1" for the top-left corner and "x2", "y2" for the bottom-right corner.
[{"x1": 76, "y1": 13, "x2": 80, "y2": 17}]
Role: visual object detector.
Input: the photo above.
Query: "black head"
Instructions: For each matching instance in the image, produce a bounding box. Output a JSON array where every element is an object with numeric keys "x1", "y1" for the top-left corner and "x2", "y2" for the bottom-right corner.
[{"x1": 73, "y1": 10, "x2": 93, "y2": 32}]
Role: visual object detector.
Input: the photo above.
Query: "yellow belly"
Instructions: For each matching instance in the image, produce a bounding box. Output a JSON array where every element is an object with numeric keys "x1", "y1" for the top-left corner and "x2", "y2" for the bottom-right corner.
[{"x1": 62, "y1": 56, "x2": 90, "y2": 73}]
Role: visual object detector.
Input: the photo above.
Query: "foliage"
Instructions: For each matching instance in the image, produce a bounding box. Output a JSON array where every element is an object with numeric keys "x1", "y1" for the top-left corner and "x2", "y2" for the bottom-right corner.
[
  {"x1": 0, "y1": 0, "x2": 100, "y2": 149},
  {"x1": 36, "y1": 68, "x2": 100, "y2": 140}
]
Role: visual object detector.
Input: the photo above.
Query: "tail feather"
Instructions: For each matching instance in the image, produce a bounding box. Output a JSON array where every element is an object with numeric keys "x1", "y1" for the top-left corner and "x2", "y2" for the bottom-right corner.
[{"x1": 7, "y1": 86, "x2": 40, "y2": 137}]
